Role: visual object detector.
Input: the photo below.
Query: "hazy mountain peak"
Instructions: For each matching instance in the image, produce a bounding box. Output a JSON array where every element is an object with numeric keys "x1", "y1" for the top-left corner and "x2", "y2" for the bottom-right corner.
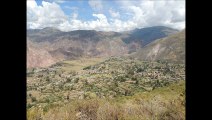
[{"x1": 41, "y1": 27, "x2": 61, "y2": 32}]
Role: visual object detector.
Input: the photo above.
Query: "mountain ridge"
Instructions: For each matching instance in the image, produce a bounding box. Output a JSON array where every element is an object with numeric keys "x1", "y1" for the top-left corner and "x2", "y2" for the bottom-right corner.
[
  {"x1": 131, "y1": 29, "x2": 185, "y2": 63},
  {"x1": 27, "y1": 26, "x2": 179, "y2": 68}
]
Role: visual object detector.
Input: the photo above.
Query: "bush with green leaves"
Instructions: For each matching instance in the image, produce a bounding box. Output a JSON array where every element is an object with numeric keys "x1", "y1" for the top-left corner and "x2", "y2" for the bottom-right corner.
[
  {"x1": 114, "y1": 75, "x2": 126, "y2": 82},
  {"x1": 74, "y1": 77, "x2": 79, "y2": 83},
  {"x1": 27, "y1": 103, "x2": 33, "y2": 109},
  {"x1": 31, "y1": 96, "x2": 37, "y2": 102},
  {"x1": 83, "y1": 66, "x2": 91, "y2": 70}
]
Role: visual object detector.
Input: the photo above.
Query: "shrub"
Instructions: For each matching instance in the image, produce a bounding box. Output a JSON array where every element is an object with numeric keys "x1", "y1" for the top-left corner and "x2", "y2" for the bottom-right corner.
[
  {"x1": 59, "y1": 84, "x2": 63, "y2": 90},
  {"x1": 66, "y1": 78, "x2": 72, "y2": 82},
  {"x1": 74, "y1": 77, "x2": 79, "y2": 83},
  {"x1": 83, "y1": 66, "x2": 91, "y2": 70},
  {"x1": 31, "y1": 96, "x2": 37, "y2": 102},
  {"x1": 115, "y1": 76, "x2": 126, "y2": 82},
  {"x1": 132, "y1": 77, "x2": 137, "y2": 81},
  {"x1": 45, "y1": 98, "x2": 50, "y2": 103},
  {"x1": 27, "y1": 103, "x2": 33, "y2": 109},
  {"x1": 27, "y1": 107, "x2": 42, "y2": 120},
  {"x1": 46, "y1": 76, "x2": 50, "y2": 82},
  {"x1": 136, "y1": 67, "x2": 144, "y2": 72},
  {"x1": 97, "y1": 102, "x2": 124, "y2": 120},
  {"x1": 128, "y1": 69, "x2": 135, "y2": 76},
  {"x1": 135, "y1": 79, "x2": 139, "y2": 85},
  {"x1": 76, "y1": 99, "x2": 99, "y2": 120}
]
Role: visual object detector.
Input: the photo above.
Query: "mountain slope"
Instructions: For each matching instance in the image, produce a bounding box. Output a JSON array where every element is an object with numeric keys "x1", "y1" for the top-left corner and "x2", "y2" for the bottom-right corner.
[
  {"x1": 132, "y1": 29, "x2": 185, "y2": 63},
  {"x1": 27, "y1": 26, "x2": 179, "y2": 68},
  {"x1": 27, "y1": 40, "x2": 59, "y2": 68},
  {"x1": 122, "y1": 26, "x2": 179, "y2": 46}
]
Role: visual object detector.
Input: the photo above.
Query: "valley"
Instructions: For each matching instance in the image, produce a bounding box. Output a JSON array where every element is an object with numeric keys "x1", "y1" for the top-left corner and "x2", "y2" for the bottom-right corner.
[
  {"x1": 27, "y1": 26, "x2": 179, "y2": 68},
  {"x1": 27, "y1": 26, "x2": 185, "y2": 120},
  {"x1": 27, "y1": 57, "x2": 185, "y2": 120}
]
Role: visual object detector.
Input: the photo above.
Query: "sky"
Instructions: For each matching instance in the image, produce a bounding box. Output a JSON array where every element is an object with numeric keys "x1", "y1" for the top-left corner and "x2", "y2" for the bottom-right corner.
[{"x1": 27, "y1": 0, "x2": 185, "y2": 32}]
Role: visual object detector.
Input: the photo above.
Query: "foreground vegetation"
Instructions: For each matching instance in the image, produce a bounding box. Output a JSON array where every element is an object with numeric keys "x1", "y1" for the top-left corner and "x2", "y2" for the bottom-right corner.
[
  {"x1": 27, "y1": 80, "x2": 185, "y2": 120},
  {"x1": 27, "y1": 57, "x2": 185, "y2": 120}
]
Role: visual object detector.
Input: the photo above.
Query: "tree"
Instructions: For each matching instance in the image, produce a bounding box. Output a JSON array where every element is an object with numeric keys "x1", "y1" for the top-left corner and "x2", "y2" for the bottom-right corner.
[
  {"x1": 31, "y1": 96, "x2": 37, "y2": 102},
  {"x1": 115, "y1": 76, "x2": 126, "y2": 82},
  {"x1": 66, "y1": 78, "x2": 71, "y2": 82},
  {"x1": 75, "y1": 77, "x2": 79, "y2": 83},
  {"x1": 46, "y1": 76, "x2": 50, "y2": 82},
  {"x1": 135, "y1": 79, "x2": 139, "y2": 85},
  {"x1": 137, "y1": 67, "x2": 144, "y2": 72},
  {"x1": 124, "y1": 89, "x2": 132, "y2": 96},
  {"x1": 115, "y1": 81, "x2": 118, "y2": 87},
  {"x1": 66, "y1": 95, "x2": 69, "y2": 100},
  {"x1": 128, "y1": 69, "x2": 134, "y2": 76}
]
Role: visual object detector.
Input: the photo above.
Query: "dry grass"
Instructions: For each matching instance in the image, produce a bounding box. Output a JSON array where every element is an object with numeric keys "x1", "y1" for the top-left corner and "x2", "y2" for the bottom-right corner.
[
  {"x1": 27, "y1": 81, "x2": 185, "y2": 120},
  {"x1": 60, "y1": 57, "x2": 106, "y2": 72}
]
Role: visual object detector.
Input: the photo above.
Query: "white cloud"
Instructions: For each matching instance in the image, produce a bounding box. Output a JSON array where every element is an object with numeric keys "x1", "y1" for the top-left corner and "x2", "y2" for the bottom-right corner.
[
  {"x1": 27, "y1": 0, "x2": 185, "y2": 32},
  {"x1": 27, "y1": 0, "x2": 67, "y2": 29},
  {"x1": 64, "y1": 6, "x2": 78, "y2": 11},
  {"x1": 109, "y1": 9, "x2": 120, "y2": 18},
  {"x1": 43, "y1": 0, "x2": 66, "y2": 4},
  {"x1": 118, "y1": 0, "x2": 185, "y2": 30},
  {"x1": 72, "y1": 13, "x2": 78, "y2": 19},
  {"x1": 86, "y1": 14, "x2": 110, "y2": 31},
  {"x1": 88, "y1": 0, "x2": 103, "y2": 12}
]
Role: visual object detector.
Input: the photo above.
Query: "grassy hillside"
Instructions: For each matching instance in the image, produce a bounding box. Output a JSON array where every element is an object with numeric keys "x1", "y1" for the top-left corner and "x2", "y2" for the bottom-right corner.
[
  {"x1": 27, "y1": 57, "x2": 185, "y2": 120},
  {"x1": 27, "y1": 80, "x2": 185, "y2": 120}
]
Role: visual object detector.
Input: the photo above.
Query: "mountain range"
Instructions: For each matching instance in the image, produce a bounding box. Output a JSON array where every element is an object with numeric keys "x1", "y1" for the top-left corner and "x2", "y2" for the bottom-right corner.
[{"x1": 27, "y1": 26, "x2": 182, "y2": 68}]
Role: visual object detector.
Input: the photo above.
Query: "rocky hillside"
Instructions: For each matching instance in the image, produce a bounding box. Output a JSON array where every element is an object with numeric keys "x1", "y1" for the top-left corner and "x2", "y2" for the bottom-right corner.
[
  {"x1": 132, "y1": 29, "x2": 185, "y2": 63},
  {"x1": 27, "y1": 40, "x2": 60, "y2": 68},
  {"x1": 27, "y1": 26, "x2": 178, "y2": 68}
]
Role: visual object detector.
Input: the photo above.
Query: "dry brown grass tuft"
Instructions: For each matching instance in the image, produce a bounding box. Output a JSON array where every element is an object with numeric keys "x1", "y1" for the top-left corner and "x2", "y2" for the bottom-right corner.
[{"x1": 27, "y1": 81, "x2": 185, "y2": 120}]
